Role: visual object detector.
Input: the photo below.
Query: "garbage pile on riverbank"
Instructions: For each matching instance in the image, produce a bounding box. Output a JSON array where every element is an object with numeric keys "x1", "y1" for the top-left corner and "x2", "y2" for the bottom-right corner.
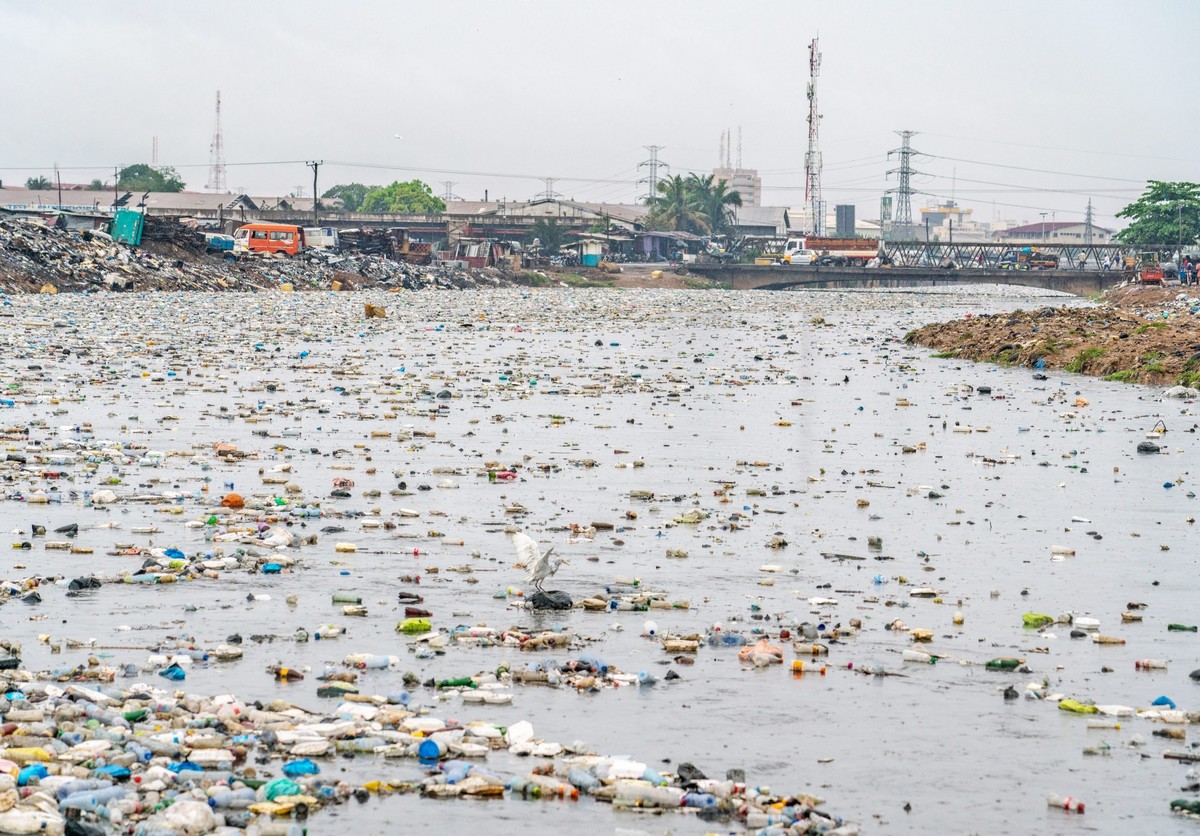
[
  {"x1": 905, "y1": 285, "x2": 1200, "y2": 386},
  {"x1": 0, "y1": 217, "x2": 516, "y2": 293}
]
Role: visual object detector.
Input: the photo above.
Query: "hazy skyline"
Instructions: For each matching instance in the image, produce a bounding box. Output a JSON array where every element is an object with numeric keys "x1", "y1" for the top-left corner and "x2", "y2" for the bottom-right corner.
[{"x1": 3, "y1": 0, "x2": 1197, "y2": 228}]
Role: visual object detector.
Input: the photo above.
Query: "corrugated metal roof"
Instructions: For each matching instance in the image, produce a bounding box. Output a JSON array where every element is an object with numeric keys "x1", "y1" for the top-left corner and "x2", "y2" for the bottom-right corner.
[
  {"x1": 444, "y1": 199, "x2": 645, "y2": 224},
  {"x1": 734, "y1": 206, "x2": 788, "y2": 230},
  {"x1": 0, "y1": 188, "x2": 314, "y2": 212},
  {"x1": 1002, "y1": 221, "x2": 1112, "y2": 235}
]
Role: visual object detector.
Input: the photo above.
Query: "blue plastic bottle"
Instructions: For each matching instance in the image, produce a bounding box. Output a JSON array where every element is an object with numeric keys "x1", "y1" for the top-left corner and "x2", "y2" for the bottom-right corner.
[
  {"x1": 567, "y1": 768, "x2": 599, "y2": 793},
  {"x1": 209, "y1": 787, "x2": 257, "y2": 809}
]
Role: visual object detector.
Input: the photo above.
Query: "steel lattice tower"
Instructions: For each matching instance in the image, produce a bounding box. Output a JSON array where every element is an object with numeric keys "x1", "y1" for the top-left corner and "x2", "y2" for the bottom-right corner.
[
  {"x1": 536, "y1": 177, "x2": 561, "y2": 200},
  {"x1": 886, "y1": 130, "x2": 922, "y2": 233},
  {"x1": 638, "y1": 145, "x2": 667, "y2": 202},
  {"x1": 804, "y1": 38, "x2": 824, "y2": 235},
  {"x1": 206, "y1": 91, "x2": 227, "y2": 194}
]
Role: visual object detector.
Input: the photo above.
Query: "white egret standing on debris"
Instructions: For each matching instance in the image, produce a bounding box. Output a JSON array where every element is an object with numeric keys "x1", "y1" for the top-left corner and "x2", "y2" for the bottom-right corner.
[{"x1": 512, "y1": 532, "x2": 567, "y2": 592}]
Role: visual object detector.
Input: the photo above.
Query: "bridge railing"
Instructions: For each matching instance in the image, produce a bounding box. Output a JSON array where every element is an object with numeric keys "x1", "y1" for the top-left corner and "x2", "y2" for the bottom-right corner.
[{"x1": 880, "y1": 242, "x2": 1176, "y2": 271}]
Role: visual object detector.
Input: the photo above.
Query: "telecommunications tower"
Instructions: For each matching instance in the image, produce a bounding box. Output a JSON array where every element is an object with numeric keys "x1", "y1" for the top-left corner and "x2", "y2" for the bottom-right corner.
[
  {"x1": 206, "y1": 91, "x2": 227, "y2": 194},
  {"x1": 804, "y1": 38, "x2": 824, "y2": 236}
]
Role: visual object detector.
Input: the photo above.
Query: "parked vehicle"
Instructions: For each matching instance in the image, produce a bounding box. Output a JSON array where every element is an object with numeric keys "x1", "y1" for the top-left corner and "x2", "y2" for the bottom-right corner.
[
  {"x1": 303, "y1": 226, "x2": 340, "y2": 250},
  {"x1": 998, "y1": 249, "x2": 1059, "y2": 271},
  {"x1": 388, "y1": 228, "x2": 433, "y2": 265},
  {"x1": 203, "y1": 233, "x2": 235, "y2": 253},
  {"x1": 233, "y1": 223, "x2": 305, "y2": 256},
  {"x1": 783, "y1": 237, "x2": 878, "y2": 266}
]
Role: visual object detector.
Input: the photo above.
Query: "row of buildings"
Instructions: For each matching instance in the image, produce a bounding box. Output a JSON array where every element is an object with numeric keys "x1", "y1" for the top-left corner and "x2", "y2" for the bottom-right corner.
[{"x1": 0, "y1": 183, "x2": 1112, "y2": 246}]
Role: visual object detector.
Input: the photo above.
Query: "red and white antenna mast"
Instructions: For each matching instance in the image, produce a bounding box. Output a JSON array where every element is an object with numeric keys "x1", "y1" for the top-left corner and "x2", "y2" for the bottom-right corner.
[{"x1": 804, "y1": 38, "x2": 824, "y2": 235}]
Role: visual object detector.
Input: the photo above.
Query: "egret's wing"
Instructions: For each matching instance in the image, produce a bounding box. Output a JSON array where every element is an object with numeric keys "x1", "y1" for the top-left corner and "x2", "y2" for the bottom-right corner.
[{"x1": 512, "y1": 532, "x2": 541, "y2": 568}]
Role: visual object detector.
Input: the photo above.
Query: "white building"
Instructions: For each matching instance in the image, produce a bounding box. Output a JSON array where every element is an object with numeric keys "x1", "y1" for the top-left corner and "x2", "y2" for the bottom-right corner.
[
  {"x1": 994, "y1": 221, "x2": 1113, "y2": 245},
  {"x1": 713, "y1": 167, "x2": 762, "y2": 207}
]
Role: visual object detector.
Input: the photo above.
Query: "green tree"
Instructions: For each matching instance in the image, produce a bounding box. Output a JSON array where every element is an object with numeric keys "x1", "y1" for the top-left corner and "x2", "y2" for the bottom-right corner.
[
  {"x1": 322, "y1": 183, "x2": 374, "y2": 212},
  {"x1": 117, "y1": 164, "x2": 185, "y2": 192},
  {"x1": 360, "y1": 180, "x2": 445, "y2": 214},
  {"x1": 645, "y1": 174, "x2": 708, "y2": 234},
  {"x1": 87, "y1": 179, "x2": 105, "y2": 191},
  {"x1": 529, "y1": 217, "x2": 565, "y2": 254},
  {"x1": 689, "y1": 173, "x2": 743, "y2": 236},
  {"x1": 25, "y1": 176, "x2": 52, "y2": 189},
  {"x1": 1116, "y1": 181, "x2": 1200, "y2": 248}
]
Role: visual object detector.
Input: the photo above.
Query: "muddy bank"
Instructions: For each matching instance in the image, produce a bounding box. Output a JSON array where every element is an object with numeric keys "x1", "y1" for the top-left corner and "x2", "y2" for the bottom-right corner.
[{"x1": 905, "y1": 284, "x2": 1200, "y2": 386}]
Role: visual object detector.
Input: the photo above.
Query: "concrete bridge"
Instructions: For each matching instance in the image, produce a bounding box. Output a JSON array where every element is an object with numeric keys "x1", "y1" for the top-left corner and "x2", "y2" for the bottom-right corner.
[{"x1": 686, "y1": 264, "x2": 1124, "y2": 297}]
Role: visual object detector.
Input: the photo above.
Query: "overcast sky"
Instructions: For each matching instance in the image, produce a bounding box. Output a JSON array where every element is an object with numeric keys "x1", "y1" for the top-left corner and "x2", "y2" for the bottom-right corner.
[{"x1": 2, "y1": 0, "x2": 1197, "y2": 227}]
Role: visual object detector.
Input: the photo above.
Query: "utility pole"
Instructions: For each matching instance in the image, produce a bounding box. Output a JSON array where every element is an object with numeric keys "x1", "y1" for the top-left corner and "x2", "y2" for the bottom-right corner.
[
  {"x1": 1040, "y1": 212, "x2": 1047, "y2": 243},
  {"x1": 55, "y1": 164, "x2": 62, "y2": 211},
  {"x1": 638, "y1": 145, "x2": 667, "y2": 203},
  {"x1": 804, "y1": 38, "x2": 824, "y2": 236},
  {"x1": 307, "y1": 160, "x2": 322, "y2": 224},
  {"x1": 113, "y1": 166, "x2": 119, "y2": 209},
  {"x1": 886, "y1": 130, "x2": 922, "y2": 238},
  {"x1": 1084, "y1": 198, "x2": 1094, "y2": 246}
]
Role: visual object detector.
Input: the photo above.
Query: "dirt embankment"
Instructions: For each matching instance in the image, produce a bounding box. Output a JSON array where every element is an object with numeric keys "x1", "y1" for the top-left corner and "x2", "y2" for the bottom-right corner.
[{"x1": 905, "y1": 284, "x2": 1200, "y2": 387}]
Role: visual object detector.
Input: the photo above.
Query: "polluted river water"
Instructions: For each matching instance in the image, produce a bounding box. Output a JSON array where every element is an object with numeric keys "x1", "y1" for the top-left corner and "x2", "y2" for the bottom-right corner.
[{"x1": 0, "y1": 285, "x2": 1197, "y2": 835}]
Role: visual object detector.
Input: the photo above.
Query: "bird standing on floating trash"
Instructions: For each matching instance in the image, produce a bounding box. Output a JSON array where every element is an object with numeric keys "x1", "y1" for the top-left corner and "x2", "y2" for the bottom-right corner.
[{"x1": 512, "y1": 531, "x2": 567, "y2": 592}]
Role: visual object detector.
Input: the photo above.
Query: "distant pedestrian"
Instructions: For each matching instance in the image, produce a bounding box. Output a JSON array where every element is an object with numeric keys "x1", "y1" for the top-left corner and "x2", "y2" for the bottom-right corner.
[{"x1": 1077, "y1": 251, "x2": 1087, "y2": 271}]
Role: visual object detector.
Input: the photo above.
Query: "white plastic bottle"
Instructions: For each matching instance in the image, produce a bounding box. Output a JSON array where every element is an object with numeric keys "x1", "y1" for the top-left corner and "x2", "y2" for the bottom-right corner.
[{"x1": 1047, "y1": 793, "x2": 1085, "y2": 813}]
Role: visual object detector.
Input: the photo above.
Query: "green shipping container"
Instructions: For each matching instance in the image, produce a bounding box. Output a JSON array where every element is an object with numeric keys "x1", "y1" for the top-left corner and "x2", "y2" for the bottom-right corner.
[{"x1": 110, "y1": 209, "x2": 144, "y2": 245}]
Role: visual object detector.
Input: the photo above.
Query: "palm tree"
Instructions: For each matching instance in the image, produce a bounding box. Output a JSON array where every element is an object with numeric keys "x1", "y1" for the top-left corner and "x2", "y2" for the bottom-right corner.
[
  {"x1": 645, "y1": 174, "x2": 708, "y2": 234},
  {"x1": 688, "y1": 174, "x2": 743, "y2": 236}
]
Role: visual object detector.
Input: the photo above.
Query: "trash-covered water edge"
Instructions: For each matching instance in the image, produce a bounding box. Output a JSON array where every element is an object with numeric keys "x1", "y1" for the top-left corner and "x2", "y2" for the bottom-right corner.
[
  {"x1": 0, "y1": 285, "x2": 1197, "y2": 835},
  {"x1": 906, "y1": 284, "x2": 1200, "y2": 388}
]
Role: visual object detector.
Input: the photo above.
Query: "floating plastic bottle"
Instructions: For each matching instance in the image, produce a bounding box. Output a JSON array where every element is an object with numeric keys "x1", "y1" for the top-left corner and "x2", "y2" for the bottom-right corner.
[
  {"x1": 209, "y1": 787, "x2": 257, "y2": 809},
  {"x1": 1047, "y1": 793, "x2": 1085, "y2": 813}
]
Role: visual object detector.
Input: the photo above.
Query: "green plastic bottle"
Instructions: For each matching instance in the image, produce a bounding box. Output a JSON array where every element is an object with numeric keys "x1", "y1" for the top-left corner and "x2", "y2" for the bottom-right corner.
[
  {"x1": 985, "y1": 657, "x2": 1023, "y2": 670},
  {"x1": 1167, "y1": 623, "x2": 1198, "y2": 632}
]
